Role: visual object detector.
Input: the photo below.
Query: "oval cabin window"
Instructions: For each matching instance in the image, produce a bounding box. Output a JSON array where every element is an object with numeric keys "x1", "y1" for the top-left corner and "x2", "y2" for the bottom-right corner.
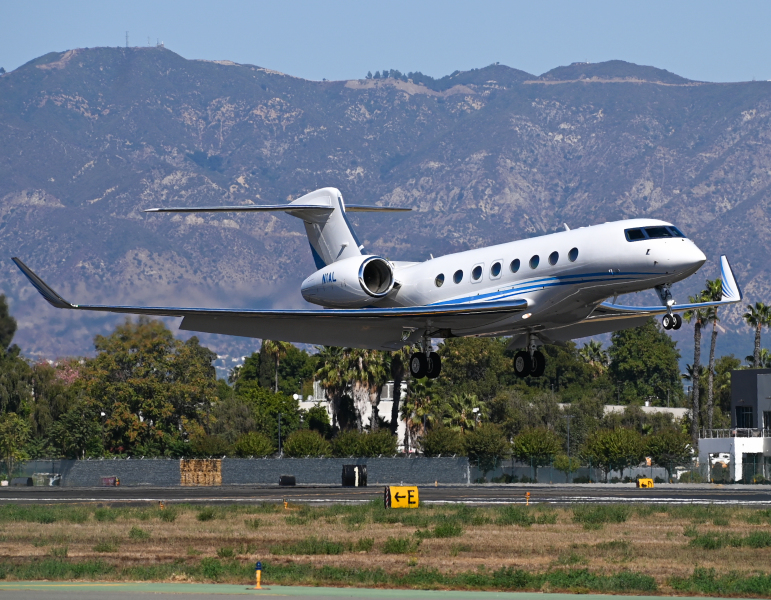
[
  {"x1": 549, "y1": 251, "x2": 559, "y2": 266},
  {"x1": 453, "y1": 270, "x2": 463, "y2": 284},
  {"x1": 472, "y1": 265, "x2": 482, "y2": 281},
  {"x1": 435, "y1": 274, "x2": 445, "y2": 287},
  {"x1": 530, "y1": 255, "x2": 540, "y2": 269},
  {"x1": 510, "y1": 259, "x2": 520, "y2": 273},
  {"x1": 568, "y1": 247, "x2": 579, "y2": 262},
  {"x1": 491, "y1": 262, "x2": 501, "y2": 277}
]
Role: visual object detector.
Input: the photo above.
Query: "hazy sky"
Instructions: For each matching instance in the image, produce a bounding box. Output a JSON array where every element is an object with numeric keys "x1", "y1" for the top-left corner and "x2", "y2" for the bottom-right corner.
[{"x1": 1, "y1": 1, "x2": 770, "y2": 82}]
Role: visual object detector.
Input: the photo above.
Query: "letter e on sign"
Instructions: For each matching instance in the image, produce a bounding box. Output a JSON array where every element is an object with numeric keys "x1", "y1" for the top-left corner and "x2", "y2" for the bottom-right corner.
[{"x1": 384, "y1": 485, "x2": 419, "y2": 509}]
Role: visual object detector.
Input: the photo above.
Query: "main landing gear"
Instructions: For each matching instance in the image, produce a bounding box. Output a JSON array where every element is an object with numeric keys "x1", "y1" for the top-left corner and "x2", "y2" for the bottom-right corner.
[
  {"x1": 409, "y1": 333, "x2": 441, "y2": 379},
  {"x1": 662, "y1": 313, "x2": 682, "y2": 330},
  {"x1": 513, "y1": 334, "x2": 546, "y2": 378}
]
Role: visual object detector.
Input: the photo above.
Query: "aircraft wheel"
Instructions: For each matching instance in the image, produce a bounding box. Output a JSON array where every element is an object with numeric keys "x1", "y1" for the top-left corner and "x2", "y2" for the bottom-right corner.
[
  {"x1": 513, "y1": 351, "x2": 531, "y2": 378},
  {"x1": 409, "y1": 352, "x2": 428, "y2": 378},
  {"x1": 662, "y1": 314, "x2": 674, "y2": 330},
  {"x1": 531, "y1": 351, "x2": 546, "y2": 377},
  {"x1": 426, "y1": 352, "x2": 442, "y2": 379},
  {"x1": 672, "y1": 314, "x2": 683, "y2": 330}
]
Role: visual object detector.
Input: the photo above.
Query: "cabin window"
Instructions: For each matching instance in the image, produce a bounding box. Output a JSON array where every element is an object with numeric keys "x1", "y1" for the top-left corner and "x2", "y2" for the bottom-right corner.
[
  {"x1": 435, "y1": 274, "x2": 444, "y2": 287},
  {"x1": 529, "y1": 255, "x2": 540, "y2": 269},
  {"x1": 625, "y1": 228, "x2": 645, "y2": 241},
  {"x1": 549, "y1": 251, "x2": 559, "y2": 266},
  {"x1": 510, "y1": 259, "x2": 520, "y2": 273},
  {"x1": 453, "y1": 270, "x2": 463, "y2": 284},
  {"x1": 568, "y1": 247, "x2": 579, "y2": 262},
  {"x1": 645, "y1": 226, "x2": 674, "y2": 239},
  {"x1": 490, "y1": 262, "x2": 502, "y2": 278},
  {"x1": 472, "y1": 265, "x2": 483, "y2": 282}
]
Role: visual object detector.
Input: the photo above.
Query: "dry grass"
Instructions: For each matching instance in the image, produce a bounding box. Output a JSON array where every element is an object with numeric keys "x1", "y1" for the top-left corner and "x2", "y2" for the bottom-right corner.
[{"x1": 0, "y1": 501, "x2": 770, "y2": 593}]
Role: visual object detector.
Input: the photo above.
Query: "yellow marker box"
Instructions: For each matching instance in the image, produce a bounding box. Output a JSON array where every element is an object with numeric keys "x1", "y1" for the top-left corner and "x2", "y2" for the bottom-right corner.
[
  {"x1": 637, "y1": 478, "x2": 654, "y2": 488},
  {"x1": 384, "y1": 485, "x2": 419, "y2": 508}
]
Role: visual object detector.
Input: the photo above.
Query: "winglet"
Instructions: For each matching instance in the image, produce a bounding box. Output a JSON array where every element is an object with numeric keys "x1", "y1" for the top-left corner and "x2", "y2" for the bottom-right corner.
[
  {"x1": 720, "y1": 255, "x2": 742, "y2": 302},
  {"x1": 11, "y1": 258, "x2": 74, "y2": 309}
]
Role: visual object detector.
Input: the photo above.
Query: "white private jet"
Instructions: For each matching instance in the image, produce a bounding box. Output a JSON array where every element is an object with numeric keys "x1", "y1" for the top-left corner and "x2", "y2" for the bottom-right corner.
[{"x1": 13, "y1": 186, "x2": 742, "y2": 380}]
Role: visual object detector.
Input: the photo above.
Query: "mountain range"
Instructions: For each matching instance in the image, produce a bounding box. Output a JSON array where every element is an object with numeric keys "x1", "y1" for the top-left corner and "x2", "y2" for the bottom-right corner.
[{"x1": 2, "y1": 47, "x2": 770, "y2": 370}]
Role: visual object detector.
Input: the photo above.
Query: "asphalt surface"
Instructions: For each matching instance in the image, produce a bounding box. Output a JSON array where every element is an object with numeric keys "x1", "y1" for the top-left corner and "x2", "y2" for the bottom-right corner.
[
  {"x1": 0, "y1": 582, "x2": 716, "y2": 600},
  {"x1": 1, "y1": 483, "x2": 771, "y2": 505}
]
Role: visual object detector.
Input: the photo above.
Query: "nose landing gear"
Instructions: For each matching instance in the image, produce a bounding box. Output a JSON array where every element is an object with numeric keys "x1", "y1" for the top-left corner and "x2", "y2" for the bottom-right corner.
[{"x1": 662, "y1": 313, "x2": 682, "y2": 330}]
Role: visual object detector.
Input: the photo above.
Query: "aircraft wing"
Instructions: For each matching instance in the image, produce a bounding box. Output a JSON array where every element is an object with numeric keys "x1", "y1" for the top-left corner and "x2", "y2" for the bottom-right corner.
[{"x1": 12, "y1": 258, "x2": 528, "y2": 350}]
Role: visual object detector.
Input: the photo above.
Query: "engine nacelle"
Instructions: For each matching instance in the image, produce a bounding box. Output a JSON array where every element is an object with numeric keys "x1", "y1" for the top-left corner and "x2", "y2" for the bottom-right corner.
[{"x1": 301, "y1": 255, "x2": 395, "y2": 308}]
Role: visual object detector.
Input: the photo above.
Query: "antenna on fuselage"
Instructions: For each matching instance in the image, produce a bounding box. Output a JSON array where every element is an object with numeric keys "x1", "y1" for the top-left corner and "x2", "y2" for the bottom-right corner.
[{"x1": 564, "y1": 223, "x2": 570, "y2": 231}]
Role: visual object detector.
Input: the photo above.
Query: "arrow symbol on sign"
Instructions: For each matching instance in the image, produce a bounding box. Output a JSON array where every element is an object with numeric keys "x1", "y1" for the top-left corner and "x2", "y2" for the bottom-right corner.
[{"x1": 394, "y1": 492, "x2": 405, "y2": 502}]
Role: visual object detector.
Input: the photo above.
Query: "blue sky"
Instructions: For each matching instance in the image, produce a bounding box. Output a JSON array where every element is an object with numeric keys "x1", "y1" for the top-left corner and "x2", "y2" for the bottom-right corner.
[{"x1": 1, "y1": 1, "x2": 770, "y2": 82}]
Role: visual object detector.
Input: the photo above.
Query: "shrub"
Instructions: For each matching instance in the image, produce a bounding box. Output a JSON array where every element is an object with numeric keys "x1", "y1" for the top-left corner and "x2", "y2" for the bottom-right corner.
[
  {"x1": 128, "y1": 527, "x2": 149, "y2": 540},
  {"x1": 331, "y1": 429, "x2": 397, "y2": 457},
  {"x1": 497, "y1": 506, "x2": 536, "y2": 527},
  {"x1": 233, "y1": 432, "x2": 275, "y2": 457},
  {"x1": 572, "y1": 505, "x2": 630, "y2": 529},
  {"x1": 93, "y1": 540, "x2": 118, "y2": 553},
  {"x1": 270, "y1": 536, "x2": 345, "y2": 555},
  {"x1": 512, "y1": 428, "x2": 561, "y2": 469},
  {"x1": 189, "y1": 433, "x2": 232, "y2": 457},
  {"x1": 216, "y1": 546, "x2": 235, "y2": 558},
  {"x1": 432, "y1": 521, "x2": 463, "y2": 538},
  {"x1": 353, "y1": 537, "x2": 374, "y2": 552},
  {"x1": 158, "y1": 508, "x2": 177, "y2": 522},
  {"x1": 245, "y1": 518, "x2": 260, "y2": 529},
  {"x1": 94, "y1": 508, "x2": 117, "y2": 522},
  {"x1": 382, "y1": 536, "x2": 420, "y2": 554},
  {"x1": 197, "y1": 507, "x2": 216, "y2": 522},
  {"x1": 421, "y1": 427, "x2": 464, "y2": 457},
  {"x1": 283, "y1": 429, "x2": 331, "y2": 457},
  {"x1": 199, "y1": 557, "x2": 224, "y2": 580},
  {"x1": 331, "y1": 430, "x2": 364, "y2": 457}
]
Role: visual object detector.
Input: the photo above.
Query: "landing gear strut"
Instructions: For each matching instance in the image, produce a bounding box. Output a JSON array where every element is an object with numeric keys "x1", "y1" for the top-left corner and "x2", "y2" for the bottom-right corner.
[
  {"x1": 656, "y1": 284, "x2": 682, "y2": 330},
  {"x1": 513, "y1": 334, "x2": 546, "y2": 378},
  {"x1": 409, "y1": 333, "x2": 442, "y2": 379}
]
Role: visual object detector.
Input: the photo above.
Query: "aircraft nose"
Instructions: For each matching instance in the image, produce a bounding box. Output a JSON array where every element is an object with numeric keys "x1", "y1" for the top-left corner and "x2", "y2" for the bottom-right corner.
[{"x1": 682, "y1": 243, "x2": 707, "y2": 273}]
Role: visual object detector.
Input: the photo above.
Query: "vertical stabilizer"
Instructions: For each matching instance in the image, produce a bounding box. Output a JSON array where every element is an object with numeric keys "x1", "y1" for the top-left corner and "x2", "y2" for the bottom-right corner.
[{"x1": 286, "y1": 187, "x2": 363, "y2": 268}]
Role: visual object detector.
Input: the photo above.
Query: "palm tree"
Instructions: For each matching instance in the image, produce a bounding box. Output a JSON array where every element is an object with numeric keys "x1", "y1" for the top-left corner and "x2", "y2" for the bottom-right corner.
[
  {"x1": 744, "y1": 302, "x2": 771, "y2": 368},
  {"x1": 400, "y1": 377, "x2": 437, "y2": 452},
  {"x1": 345, "y1": 348, "x2": 388, "y2": 431},
  {"x1": 703, "y1": 279, "x2": 722, "y2": 430},
  {"x1": 315, "y1": 346, "x2": 348, "y2": 429},
  {"x1": 683, "y1": 295, "x2": 707, "y2": 449},
  {"x1": 746, "y1": 348, "x2": 771, "y2": 369},
  {"x1": 262, "y1": 340, "x2": 293, "y2": 393},
  {"x1": 579, "y1": 340, "x2": 609, "y2": 375},
  {"x1": 441, "y1": 393, "x2": 486, "y2": 434},
  {"x1": 389, "y1": 347, "x2": 411, "y2": 436}
]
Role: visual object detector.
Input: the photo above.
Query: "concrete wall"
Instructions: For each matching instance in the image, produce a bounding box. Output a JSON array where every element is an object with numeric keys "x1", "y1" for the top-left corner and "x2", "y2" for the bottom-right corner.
[{"x1": 17, "y1": 457, "x2": 470, "y2": 487}]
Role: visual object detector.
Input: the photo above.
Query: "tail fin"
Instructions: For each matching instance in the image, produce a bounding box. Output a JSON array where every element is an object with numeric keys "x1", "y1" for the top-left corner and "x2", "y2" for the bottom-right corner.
[
  {"x1": 290, "y1": 187, "x2": 364, "y2": 268},
  {"x1": 145, "y1": 187, "x2": 410, "y2": 269}
]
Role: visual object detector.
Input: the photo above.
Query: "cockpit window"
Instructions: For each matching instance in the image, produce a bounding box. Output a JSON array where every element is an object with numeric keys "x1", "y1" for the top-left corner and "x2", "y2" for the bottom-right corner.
[
  {"x1": 645, "y1": 226, "x2": 674, "y2": 239},
  {"x1": 668, "y1": 226, "x2": 686, "y2": 238},
  {"x1": 625, "y1": 228, "x2": 645, "y2": 241}
]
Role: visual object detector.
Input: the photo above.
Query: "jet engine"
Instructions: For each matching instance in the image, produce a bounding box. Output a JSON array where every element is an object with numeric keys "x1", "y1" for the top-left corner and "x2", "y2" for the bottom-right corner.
[{"x1": 301, "y1": 255, "x2": 395, "y2": 308}]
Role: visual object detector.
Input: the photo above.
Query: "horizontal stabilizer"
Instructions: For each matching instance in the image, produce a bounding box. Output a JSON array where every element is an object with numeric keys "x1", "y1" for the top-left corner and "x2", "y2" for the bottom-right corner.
[{"x1": 144, "y1": 204, "x2": 410, "y2": 213}]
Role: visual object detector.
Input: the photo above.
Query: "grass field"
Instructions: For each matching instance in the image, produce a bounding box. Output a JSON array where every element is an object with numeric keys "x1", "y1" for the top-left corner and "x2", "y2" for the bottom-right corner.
[{"x1": 1, "y1": 501, "x2": 771, "y2": 596}]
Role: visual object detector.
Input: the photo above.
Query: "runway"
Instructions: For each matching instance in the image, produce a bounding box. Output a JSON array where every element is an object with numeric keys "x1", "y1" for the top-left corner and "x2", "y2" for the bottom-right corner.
[{"x1": 2, "y1": 483, "x2": 770, "y2": 506}]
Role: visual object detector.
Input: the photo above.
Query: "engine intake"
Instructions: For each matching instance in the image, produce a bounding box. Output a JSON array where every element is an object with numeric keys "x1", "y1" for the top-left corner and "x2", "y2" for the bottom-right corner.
[{"x1": 359, "y1": 257, "x2": 394, "y2": 297}]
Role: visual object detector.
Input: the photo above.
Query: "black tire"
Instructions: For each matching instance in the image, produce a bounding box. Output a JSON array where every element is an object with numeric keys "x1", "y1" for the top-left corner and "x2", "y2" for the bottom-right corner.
[
  {"x1": 513, "y1": 350, "x2": 530, "y2": 378},
  {"x1": 662, "y1": 314, "x2": 674, "y2": 330},
  {"x1": 672, "y1": 313, "x2": 683, "y2": 330},
  {"x1": 426, "y1": 352, "x2": 442, "y2": 379},
  {"x1": 531, "y1": 350, "x2": 546, "y2": 377},
  {"x1": 409, "y1": 352, "x2": 428, "y2": 378}
]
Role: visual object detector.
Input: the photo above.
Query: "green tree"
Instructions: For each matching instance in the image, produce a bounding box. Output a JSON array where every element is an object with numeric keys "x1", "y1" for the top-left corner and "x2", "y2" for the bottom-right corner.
[
  {"x1": 0, "y1": 294, "x2": 17, "y2": 351},
  {"x1": 714, "y1": 355, "x2": 741, "y2": 416},
  {"x1": 232, "y1": 432, "x2": 275, "y2": 457},
  {"x1": 0, "y1": 412, "x2": 30, "y2": 477},
  {"x1": 554, "y1": 454, "x2": 581, "y2": 481},
  {"x1": 581, "y1": 428, "x2": 644, "y2": 482},
  {"x1": 237, "y1": 383, "x2": 302, "y2": 450},
  {"x1": 210, "y1": 396, "x2": 256, "y2": 444},
  {"x1": 512, "y1": 427, "x2": 561, "y2": 476},
  {"x1": 743, "y1": 302, "x2": 771, "y2": 369},
  {"x1": 331, "y1": 430, "x2": 364, "y2": 457},
  {"x1": 48, "y1": 402, "x2": 102, "y2": 459},
  {"x1": 262, "y1": 340, "x2": 293, "y2": 393},
  {"x1": 283, "y1": 429, "x2": 331, "y2": 457},
  {"x1": 307, "y1": 403, "x2": 332, "y2": 438},
  {"x1": 441, "y1": 393, "x2": 485, "y2": 433},
  {"x1": 683, "y1": 297, "x2": 707, "y2": 449},
  {"x1": 0, "y1": 346, "x2": 32, "y2": 414},
  {"x1": 79, "y1": 317, "x2": 217, "y2": 455},
  {"x1": 436, "y1": 337, "x2": 511, "y2": 402},
  {"x1": 360, "y1": 430, "x2": 398, "y2": 456},
  {"x1": 746, "y1": 348, "x2": 771, "y2": 368},
  {"x1": 645, "y1": 428, "x2": 691, "y2": 480},
  {"x1": 608, "y1": 318, "x2": 684, "y2": 405},
  {"x1": 579, "y1": 340, "x2": 609, "y2": 377},
  {"x1": 464, "y1": 423, "x2": 509, "y2": 474},
  {"x1": 421, "y1": 427, "x2": 464, "y2": 457}
]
